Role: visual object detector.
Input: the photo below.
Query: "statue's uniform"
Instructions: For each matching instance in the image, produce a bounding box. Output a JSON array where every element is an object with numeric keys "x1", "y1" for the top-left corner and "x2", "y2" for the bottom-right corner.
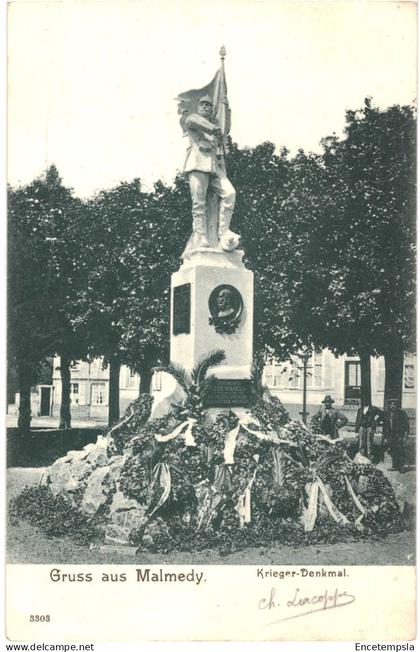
[{"x1": 183, "y1": 113, "x2": 236, "y2": 239}]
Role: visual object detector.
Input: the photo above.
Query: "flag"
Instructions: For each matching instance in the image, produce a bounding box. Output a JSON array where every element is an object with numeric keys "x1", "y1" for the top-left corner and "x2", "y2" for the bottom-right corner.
[{"x1": 176, "y1": 54, "x2": 231, "y2": 143}]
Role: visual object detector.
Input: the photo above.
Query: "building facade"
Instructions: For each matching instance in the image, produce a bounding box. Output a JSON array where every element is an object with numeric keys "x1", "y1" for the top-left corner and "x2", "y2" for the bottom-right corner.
[
  {"x1": 11, "y1": 352, "x2": 416, "y2": 426},
  {"x1": 263, "y1": 350, "x2": 416, "y2": 424},
  {"x1": 12, "y1": 357, "x2": 140, "y2": 421}
]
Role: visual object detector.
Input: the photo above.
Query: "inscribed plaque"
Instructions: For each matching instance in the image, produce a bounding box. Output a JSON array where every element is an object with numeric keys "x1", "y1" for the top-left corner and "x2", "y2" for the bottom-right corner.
[
  {"x1": 173, "y1": 283, "x2": 191, "y2": 335},
  {"x1": 203, "y1": 378, "x2": 254, "y2": 408}
]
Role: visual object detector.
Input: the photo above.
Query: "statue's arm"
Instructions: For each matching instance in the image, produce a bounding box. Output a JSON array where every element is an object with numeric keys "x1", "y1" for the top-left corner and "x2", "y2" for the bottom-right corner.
[{"x1": 186, "y1": 113, "x2": 220, "y2": 135}]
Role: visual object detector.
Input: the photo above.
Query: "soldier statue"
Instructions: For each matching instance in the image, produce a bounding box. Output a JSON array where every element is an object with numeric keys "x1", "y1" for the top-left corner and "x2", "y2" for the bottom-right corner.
[{"x1": 177, "y1": 47, "x2": 240, "y2": 257}]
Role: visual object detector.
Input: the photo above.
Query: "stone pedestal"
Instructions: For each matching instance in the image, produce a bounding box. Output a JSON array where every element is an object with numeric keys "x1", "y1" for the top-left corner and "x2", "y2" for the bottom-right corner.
[
  {"x1": 151, "y1": 247, "x2": 254, "y2": 417},
  {"x1": 171, "y1": 248, "x2": 253, "y2": 377}
]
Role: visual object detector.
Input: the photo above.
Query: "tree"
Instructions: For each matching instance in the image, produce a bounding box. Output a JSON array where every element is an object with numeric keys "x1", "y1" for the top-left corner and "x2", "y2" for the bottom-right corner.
[
  {"x1": 35, "y1": 166, "x2": 87, "y2": 429},
  {"x1": 316, "y1": 100, "x2": 416, "y2": 407},
  {"x1": 8, "y1": 166, "x2": 86, "y2": 432},
  {"x1": 9, "y1": 183, "x2": 49, "y2": 433},
  {"x1": 74, "y1": 180, "x2": 144, "y2": 426}
]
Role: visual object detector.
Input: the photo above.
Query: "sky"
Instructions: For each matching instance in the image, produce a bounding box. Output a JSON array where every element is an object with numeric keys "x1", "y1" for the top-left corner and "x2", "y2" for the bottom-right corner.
[{"x1": 7, "y1": 0, "x2": 417, "y2": 198}]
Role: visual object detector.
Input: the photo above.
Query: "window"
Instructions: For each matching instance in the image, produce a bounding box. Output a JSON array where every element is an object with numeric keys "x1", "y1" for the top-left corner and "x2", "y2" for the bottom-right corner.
[
  {"x1": 289, "y1": 351, "x2": 323, "y2": 390},
  {"x1": 404, "y1": 364, "x2": 415, "y2": 390},
  {"x1": 264, "y1": 360, "x2": 288, "y2": 388},
  {"x1": 152, "y1": 371, "x2": 162, "y2": 392},
  {"x1": 128, "y1": 369, "x2": 138, "y2": 389},
  {"x1": 265, "y1": 353, "x2": 323, "y2": 390},
  {"x1": 273, "y1": 363, "x2": 287, "y2": 387},
  {"x1": 289, "y1": 366, "x2": 301, "y2": 389},
  {"x1": 264, "y1": 363, "x2": 274, "y2": 387},
  {"x1": 70, "y1": 383, "x2": 79, "y2": 405},
  {"x1": 347, "y1": 362, "x2": 360, "y2": 386},
  {"x1": 376, "y1": 359, "x2": 385, "y2": 392},
  {"x1": 91, "y1": 383, "x2": 105, "y2": 405},
  {"x1": 344, "y1": 361, "x2": 361, "y2": 403},
  {"x1": 311, "y1": 351, "x2": 323, "y2": 388}
]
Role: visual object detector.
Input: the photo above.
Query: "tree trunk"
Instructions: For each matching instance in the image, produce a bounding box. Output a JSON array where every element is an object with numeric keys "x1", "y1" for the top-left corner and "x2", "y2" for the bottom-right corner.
[
  {"x1": 139, "y1": 365, "x2": 153, "y2": 395},
  {"x1": 59, "y1": 354, "x2": 72, "y2": 429},
  {"x1": 108, "y1": 357, "x2": 121, "y2": 427},
  {"x1": 384, "y1": 346, "x2": 404, "y2": 410},
  {"x1": 359, "y1": 350, "x2": 372, "y2": 408},
  {"x1": 17, "y1": 360, "x2": 32, "y2": 435}
]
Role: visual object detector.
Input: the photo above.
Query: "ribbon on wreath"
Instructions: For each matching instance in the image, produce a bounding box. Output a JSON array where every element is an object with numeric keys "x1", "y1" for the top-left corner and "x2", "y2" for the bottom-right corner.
[
  {"x1": 223, "y1": 416, "x2": 296, "y2": 464},
  {"x1": 195, "y1": 481, "x2": 224, "y2": 531},
  {"x1": 302, "y1": 477, "x2": 349, "y2": 532},
  {"x1": 235, "y1": 467, "x2": 258, "y2": 527},
  {"x1": 344, "y1": 476, "x2": 366, "y2": 525},
  {"x1": 148, "y1": 462, "x2": 172, "y2": 517},
  {"x1": 154, "y1": 418, "x2": 197, "y2": 447}
]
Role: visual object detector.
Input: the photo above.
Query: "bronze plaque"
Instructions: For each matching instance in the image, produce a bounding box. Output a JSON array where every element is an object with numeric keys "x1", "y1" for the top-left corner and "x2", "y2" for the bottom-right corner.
[
  {"x1": 173, "y1": 283, "x2": 191, "y2": 335},
  {"x1": 203, "y1": 379, "x2": 254, "y2": 408},
  {"x1": 208, "y1": 284, "x2": 243, "y2": 334}
]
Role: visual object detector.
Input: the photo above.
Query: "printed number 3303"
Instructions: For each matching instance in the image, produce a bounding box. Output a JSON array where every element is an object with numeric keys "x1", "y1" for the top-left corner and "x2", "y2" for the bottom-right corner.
[{"x1": 30, "y1": 615, "x2": 51, "y2": 622}]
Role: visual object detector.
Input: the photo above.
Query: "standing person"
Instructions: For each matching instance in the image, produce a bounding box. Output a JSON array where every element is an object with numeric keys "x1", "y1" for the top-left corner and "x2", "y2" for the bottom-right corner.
[
  {"x1": 355, "y1": 402, "x2": 384, "y2": 458},
  {"x1": 311, "y1": 394, "x2": 348, "y2": 439},
  {"x1": 382, "y1": 398, "x2": 410, "y2": 472}
]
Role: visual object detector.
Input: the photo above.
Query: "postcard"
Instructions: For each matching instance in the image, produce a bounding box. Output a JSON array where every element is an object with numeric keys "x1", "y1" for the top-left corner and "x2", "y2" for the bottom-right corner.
[{"x1": 6, "y1": 0, "x2": 416, "y2": 643}]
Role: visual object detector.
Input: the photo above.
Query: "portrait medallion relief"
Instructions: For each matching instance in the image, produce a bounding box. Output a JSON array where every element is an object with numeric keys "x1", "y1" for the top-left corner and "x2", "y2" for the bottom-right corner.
[{"x1": 208, "y1": 284, "x2": 243, "y2": 334}]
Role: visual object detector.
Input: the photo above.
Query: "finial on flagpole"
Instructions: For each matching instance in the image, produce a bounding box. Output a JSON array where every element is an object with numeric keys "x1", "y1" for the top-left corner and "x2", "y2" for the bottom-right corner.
[{"x1": 219, "y1": 45, "x2": 226, "y2": 60}]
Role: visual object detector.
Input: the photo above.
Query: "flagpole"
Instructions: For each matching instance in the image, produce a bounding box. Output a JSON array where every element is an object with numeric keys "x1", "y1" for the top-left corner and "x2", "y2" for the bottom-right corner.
[
  {"x1": 219, "y1": 44, "x2": 226, "y2": 69},
  {"x1": 219, "y1": 45, "x2": 227, "y2": 158}
]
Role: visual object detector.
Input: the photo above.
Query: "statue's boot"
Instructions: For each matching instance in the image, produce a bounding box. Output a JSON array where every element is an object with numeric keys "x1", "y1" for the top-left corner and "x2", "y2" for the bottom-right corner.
[
  {"x1": 193, "y1": 215, "x2": 210, "y2": 248},
  {"x1": 218, "y1": 211, "x2": 240, "y2": 252},
  {"x1": 196, "y1": 233, "x2": 210, "y2": 248}
]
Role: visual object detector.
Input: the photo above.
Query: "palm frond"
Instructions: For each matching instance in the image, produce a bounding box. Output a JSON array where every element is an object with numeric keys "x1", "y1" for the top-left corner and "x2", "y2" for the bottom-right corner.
[
  {"x1": 198, "y1": 374, "x2": 217, "y2": 398},
  {"x1": 192, "y1": 349, "x2": 226, "y2": 386},
  {"x1": 155, "y1": 362, "x2": 190, "y2": 394},
  {"x1": 250, "y1": 355, "x2": 268, "y2": 399}
]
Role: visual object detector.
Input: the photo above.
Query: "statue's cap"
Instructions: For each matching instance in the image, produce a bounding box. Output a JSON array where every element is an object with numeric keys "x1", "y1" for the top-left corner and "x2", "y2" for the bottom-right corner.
[{"x1": 198, "y1": 95, "x2": 213, "y2": 105}]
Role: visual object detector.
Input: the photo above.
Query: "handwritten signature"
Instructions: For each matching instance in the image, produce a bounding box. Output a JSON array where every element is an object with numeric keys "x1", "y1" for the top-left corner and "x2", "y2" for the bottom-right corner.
[{"x1": 259, "y1": 587, "x2": 356, "y2": 624}]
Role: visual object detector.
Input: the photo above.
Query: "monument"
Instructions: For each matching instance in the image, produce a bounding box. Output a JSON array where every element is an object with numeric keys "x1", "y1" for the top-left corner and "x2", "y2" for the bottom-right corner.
[{"x1": 152, "y1": 47, "x2": 254, "y2": 414}]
